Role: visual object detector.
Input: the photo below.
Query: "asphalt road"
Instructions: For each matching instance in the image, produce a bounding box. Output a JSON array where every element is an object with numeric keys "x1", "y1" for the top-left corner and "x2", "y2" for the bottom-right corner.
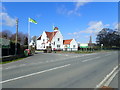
[{"x1": 1, "y1": 51, "x2": 118, "y2": 88}]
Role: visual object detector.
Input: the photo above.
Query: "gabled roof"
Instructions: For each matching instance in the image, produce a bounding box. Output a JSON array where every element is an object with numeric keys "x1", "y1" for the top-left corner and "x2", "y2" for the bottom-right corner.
[
  {"x1": 37, "y1": 35, "x2": 42, "y2": 40},
  {"x1": 63, "y1": 39, "x2": 73, "y2": 45},
  {"x1": 45, "y1": 31, "x2": 57, "y2": 42}
]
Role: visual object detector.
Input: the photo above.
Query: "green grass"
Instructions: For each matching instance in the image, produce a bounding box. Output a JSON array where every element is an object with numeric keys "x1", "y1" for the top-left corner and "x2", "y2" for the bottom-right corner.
[
  {"x1": 53, "y1": 51, "x2": 95, "y2": 54},
  {"x1": 0, "y1": 57, "x2": 27, "y2": 64},
  {"x1": 54, "y1": 50, "x2": 116, "y2": 54}
]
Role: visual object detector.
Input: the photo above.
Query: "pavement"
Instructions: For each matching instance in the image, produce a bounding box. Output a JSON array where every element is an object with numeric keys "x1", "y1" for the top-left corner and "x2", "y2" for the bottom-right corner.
[{"x1": 0, "y1": 51, "x2": 119, "y2": 88}]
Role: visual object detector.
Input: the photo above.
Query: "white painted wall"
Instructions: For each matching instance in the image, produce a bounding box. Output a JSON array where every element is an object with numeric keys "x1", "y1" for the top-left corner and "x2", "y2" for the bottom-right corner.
[
  {"x1": 36, "y1": 30, "x2": 64, "y2": 50},
  {"x1": 63, "y1": 39, "x2": 78, "y2": 51},
  {"x1": 51, "y1": 31, "x2": 63, "y2": 50},
  {"x1": 36, "y1": 31, "x2": 48, "y2": 50},
  {"x1": 70, "y1": 39, "x2": 78, "y2": 51}
]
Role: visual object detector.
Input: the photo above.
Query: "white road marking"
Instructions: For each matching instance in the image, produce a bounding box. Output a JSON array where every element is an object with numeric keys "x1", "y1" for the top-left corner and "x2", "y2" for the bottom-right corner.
[
  {"x1": 1, "y1": 64, "x2": 71, "y2": 84},
  {"x1": 82, "y1": 56, "x2": 100, "y2": 62},
  {"x1": 104, "y1": 69, "x2": 119, "y2": 86},
  {"x1": 96, "y1": 65, "x2": 119, "y2": 88}
]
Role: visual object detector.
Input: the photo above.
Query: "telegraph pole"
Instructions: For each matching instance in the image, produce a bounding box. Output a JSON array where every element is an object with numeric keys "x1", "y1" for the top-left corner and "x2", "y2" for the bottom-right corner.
[
  {"x1": 15, "y1": 18, "x2": 18, "y2": 55},
  {"x1": 28, "y1": 18, "x2": 30, "y2": 49}
]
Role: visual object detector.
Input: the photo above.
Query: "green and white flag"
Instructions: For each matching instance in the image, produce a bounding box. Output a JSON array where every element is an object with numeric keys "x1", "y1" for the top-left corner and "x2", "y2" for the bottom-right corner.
[{"x1": 29, "y1": 18, "x2": 37, "y2": 24}]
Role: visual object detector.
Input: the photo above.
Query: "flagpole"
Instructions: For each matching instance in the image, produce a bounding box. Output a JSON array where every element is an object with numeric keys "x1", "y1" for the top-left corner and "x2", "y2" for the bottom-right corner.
[
  {"x1": 28, "y1": 18, "x2": 30, "y2": 49},
  {"x1": 52, "y1": 24, "x2": 54, "y2": 50}
]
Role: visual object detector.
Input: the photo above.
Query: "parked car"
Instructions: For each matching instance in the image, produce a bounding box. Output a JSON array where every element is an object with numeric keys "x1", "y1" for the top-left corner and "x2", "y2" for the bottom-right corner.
[{"x1": 24, "y1": 49, "x2": 32, "y2": 56}]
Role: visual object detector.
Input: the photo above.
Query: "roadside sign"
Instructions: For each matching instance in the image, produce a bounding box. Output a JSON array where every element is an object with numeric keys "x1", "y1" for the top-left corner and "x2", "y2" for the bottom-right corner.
[
  {"x1": 80, "y1": 43, "x2": 88, "y2": 48},
  {"x1": 0, "y1": 38, "x2": 10, "y2": 48}
]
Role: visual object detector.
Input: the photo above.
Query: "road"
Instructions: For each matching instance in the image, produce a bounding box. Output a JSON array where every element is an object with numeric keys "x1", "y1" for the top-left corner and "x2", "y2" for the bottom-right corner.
[{"x1": 1, "y1": 51, "x2": 119, "y2": 88}]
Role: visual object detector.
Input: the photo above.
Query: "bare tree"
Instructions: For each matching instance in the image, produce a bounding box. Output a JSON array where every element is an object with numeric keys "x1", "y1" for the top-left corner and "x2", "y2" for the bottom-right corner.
[
  {"x1": 1, "y1": 30, "x2": 12, "y2": 39},
  {"x1": 11, "y1": 32, "x2": 28, "y2": 45}
]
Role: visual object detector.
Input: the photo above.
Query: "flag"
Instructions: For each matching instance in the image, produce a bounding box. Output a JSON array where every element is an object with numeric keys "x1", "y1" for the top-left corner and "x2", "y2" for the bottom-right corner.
[{"x1": 29, "y1": 18, "x2": 37, "y2": 24}]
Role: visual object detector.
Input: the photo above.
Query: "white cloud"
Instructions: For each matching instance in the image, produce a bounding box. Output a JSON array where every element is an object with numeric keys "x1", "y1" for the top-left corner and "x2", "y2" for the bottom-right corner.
[
  {"x1": 67, "y1": 0, "x2": 93, "y2": 16},
  {"x1": 57, "y1": 0, "x2": 91, "y2": 16},
  {"x1": 0, "y1": 6, "x2": 16, "y2": 27},
  {"x1": 67, "y1": 21, "x2": 109, "y2": 43},
  {"x1": 79, "y1": 21, "x2": 110, "y2": 34},
  {"x1": 68, "y1": 33, "x2": 72, "y2": 35},
  {"x1": 104, "y1": 24, "x2": 110, "y2": 27},
  {"x1": 68, "y1": 21, "x2": 110, "y2": 36},
  {"x1": 67, "y1": 2, "x2": 87, "y2": 16},
  {"x1": 57, "y1": 5, "x2": 68, "y2": 15},
  {"x1": 114, "y1": 23, "x2": 120, "y2": 29},
  {"x1": 0, "y1": 12, "x2": 16, "y2": 27}
]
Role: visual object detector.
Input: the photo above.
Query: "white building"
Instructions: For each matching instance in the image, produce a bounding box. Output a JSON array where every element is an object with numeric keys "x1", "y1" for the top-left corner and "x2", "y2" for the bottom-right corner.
[
  {"x1": 63, "y1": 39, "x2": 78, "y2": 51},
  {"x1": 36, "y1": 27, "x2": 63, "y2": 50},
  {"x1": 36, "y1": 27, "x2": 78, "y2": 51}
]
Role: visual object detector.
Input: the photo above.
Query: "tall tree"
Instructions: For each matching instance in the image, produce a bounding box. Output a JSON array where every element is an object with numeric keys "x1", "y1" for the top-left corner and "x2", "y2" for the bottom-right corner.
[{"x1": 96, "y1": 28, "x2": 120, "y2": 47}]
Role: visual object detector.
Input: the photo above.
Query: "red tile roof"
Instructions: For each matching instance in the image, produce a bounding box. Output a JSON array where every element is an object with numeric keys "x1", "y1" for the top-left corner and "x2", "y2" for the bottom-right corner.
[
  {"x1": 45, "y1": 31, "x2": 57, "y2": 42},
  {"x1": 37, "y1": 31, "x2": 58, "y2": 41},
  {"x1": 63, "y1": 39, "x2": 73, "y2": 45}
]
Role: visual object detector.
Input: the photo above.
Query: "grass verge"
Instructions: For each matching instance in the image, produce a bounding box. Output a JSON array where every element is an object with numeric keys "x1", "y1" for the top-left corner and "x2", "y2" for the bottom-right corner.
[
  {"x1": 53, "y1": 50, "x2": 116, "y2": 54},
  {"x1": 0, "y1": 57, "x2": 27, "y2": 64}
]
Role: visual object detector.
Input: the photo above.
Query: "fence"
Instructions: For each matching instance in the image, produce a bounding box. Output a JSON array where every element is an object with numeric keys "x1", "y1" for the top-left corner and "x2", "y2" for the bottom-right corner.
[{"x1": 2, "y1": 42, "x2": 28, "y2": 56}]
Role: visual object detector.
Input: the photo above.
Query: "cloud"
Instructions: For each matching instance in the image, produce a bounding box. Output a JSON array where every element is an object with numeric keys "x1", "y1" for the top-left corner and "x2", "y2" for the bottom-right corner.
[
  {"x1": 57, "y1": 0, "x2": 91, "y2": 16},
  {"x1": 68, "y1": 21, "x2": 109, "y2": 43},
  {"x1": 0, "y1": 5, "x2": 6, "y2": 12},
  {"x1": 83, "y1": 21, "x2": 104, "y2": 34},
  {"x1": 68, "y1": 21, "x2": 110, "y2": 36},
  {"x1": 78, "y1": 21, "x2": 110, "y2": 34},
  {"x1": 0, "y1": 6, "x2": 16, "y2": 27},
  {"x1": 114, "y1": 23, "x2": 120, "y2": 29},
  {"x1": 57, "y1": 5, "x2": 67, "y2": 15},
  {"x1": 67, "y1": 1, "x2": 89, "y2": 16}
]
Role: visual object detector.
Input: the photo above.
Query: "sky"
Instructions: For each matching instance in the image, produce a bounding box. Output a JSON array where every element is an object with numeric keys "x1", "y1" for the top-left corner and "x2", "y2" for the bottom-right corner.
[{"x1": 1, "y1": 2, "x2": 118, "y2": 43}]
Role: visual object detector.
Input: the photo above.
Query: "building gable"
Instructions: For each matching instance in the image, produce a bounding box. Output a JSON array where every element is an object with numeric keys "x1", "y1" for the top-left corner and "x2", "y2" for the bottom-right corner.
[
  {"x1": 45, "y1": 31, "x2": 57, "y2": 42},
  {"x1": 63, "y1": 39, "x2": 73, "y2": 45}
]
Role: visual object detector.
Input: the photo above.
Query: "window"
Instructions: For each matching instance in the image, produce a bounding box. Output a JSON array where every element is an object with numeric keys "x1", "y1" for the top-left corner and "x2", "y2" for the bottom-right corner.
[
  {"x1": 73, "y1": 45, "x2": 76, "y2": 48},
  {"x1": 57, "y1": 45, "x2": 60, "y2": 48},
  {"x1": 43, "y1": 39, "x2": 45, "y2": 42},
  {"x1": 58, "y1": 38, "x2": 60, "y2": 41},
  {"x1": 54, "y1": 42, "x2": 55, "y2": 45}
]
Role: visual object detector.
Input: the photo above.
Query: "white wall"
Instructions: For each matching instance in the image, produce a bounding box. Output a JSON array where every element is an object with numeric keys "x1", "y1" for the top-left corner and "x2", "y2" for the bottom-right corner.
[
  {"x1": 63, "y1": 39, "x2": 78, "y2": 51},
  {"x1": 51, "y1": 31, "x2": 63, "y2": 50},
  {"x1": 36, "y1": 31, "x2": 48, "y2": 50},
  {"x1": 70, "y1": 39, "x2": 78, "y2": 51},
  {"x1": 36, "y1": 30, "x2": 64, "y2": 50}
]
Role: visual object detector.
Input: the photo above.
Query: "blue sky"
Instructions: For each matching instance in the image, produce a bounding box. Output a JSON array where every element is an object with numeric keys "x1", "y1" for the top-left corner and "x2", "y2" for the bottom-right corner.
[{"x1": 1, "y1": 2, "x2": 118, "y2": 43}]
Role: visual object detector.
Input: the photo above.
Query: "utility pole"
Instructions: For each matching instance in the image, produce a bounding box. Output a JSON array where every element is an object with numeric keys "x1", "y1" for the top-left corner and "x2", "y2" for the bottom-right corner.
[{"x1": 15, "y1": 18, "x2": 18, "y2": 55}]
